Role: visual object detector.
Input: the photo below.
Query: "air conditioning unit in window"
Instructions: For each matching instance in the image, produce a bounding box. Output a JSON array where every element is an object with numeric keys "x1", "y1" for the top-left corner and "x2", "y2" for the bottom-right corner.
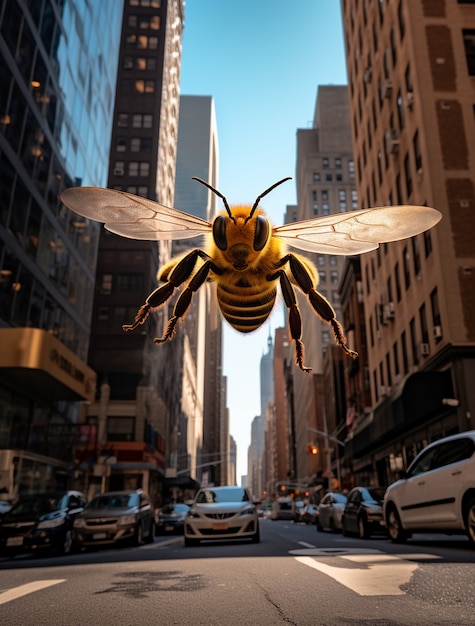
[
  {"x1": 381, "y1": 79, "x2": 393, "y2": 99},
  {"x1": 433, "y1": 325, "x2": 443, "y2": 339},
  {"x1": 385, "y1": 129, "x2": 400, "y2": 155},
  {"x1": 113, "y1": 167, "x2": 124, "y2": 176},
  {"x1": 419, "y1": 342, "x2": 430, "y2": 357}
]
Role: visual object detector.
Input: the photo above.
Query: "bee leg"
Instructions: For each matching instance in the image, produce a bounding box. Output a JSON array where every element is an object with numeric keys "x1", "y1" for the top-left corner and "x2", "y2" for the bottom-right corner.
[
  {"x1": 283, "y1": 253, "x2": 358, "y2": 360},
  {"x1": 122, "y1": 249, "x2": 211, "y2": 333},
  {"x1": 268, "y1": 268, "x2": 312, "y2": 372},
  {"x1": 155, "y1": 259, "x2": 222, "y2": 344}
]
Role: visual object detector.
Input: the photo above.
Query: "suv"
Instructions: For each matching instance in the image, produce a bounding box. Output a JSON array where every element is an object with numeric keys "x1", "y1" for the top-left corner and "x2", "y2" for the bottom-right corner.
[
  {"x1": 73, "y1": 489, "x2": 155, "y2": 549},
  {"x1": 384, "y1": 431, "x2": 475, "y2": 544}
]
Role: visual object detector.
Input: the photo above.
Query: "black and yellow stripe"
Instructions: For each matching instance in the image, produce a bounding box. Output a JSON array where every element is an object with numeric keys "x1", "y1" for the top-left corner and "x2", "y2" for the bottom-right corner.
[{"x1": 217, "y1": 280, "x2": 276, "y2": 333}]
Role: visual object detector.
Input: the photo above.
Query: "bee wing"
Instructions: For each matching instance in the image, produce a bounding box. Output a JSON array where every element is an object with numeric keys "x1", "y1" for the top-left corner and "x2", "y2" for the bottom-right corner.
[
  {"x1": 60, "y1": 187, "x2": 213, "y2": 240},
  {"x1": 274, "y1": 205, "x2": 442, "y2": 255}
]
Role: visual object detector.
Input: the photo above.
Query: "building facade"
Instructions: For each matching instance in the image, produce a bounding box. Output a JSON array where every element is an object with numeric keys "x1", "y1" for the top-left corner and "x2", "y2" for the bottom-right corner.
[
  {"x1": 79, "y1": 0, "x2": 185, "y2": 502},
  {"x1": 340, "y1": 0, "x2": 475, "y2": 485},
  {"x1": 0, "y1": 0, "x2": 123, "y2": 499},
  {"x1": 285, "y1": 85, "x2": 357, "y2": 484}
]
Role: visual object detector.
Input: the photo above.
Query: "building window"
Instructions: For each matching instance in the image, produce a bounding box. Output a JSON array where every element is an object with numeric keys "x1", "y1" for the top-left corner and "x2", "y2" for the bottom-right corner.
[
  {"x1": 462, "y1": 30, "x2": 475, "y2": 76},
  {"x1": 321, "y1": 189, "x2": 329, "y2": 201},
  {"x1": 401, "y1": 330, "x2": 409, "y2": 374},
  {"x1": 419, "y1": 303, "x2": 429, "y2": 344},
  {"x1": 130, "y1": 137, "x2": 152, "y2": 152},
  {"x1": 100, "y1": 274, "x2": 113, "y2": 294},
  {"x1": 123, "y1": 56, "x2": 134, "y2": 69},
  {"x1": 313, "y1": 204, "x2": 318, "y2": 215},
  {"x1": 430, "y1": 287, "x2": 441, "y2": 327},
  {"x1": 113, "y1": 161, "x2": 125, "y2": 176},
  {"x1": 312, "y1": 190, "x2": 317, "y2": 202},
  {"x1": 403, "y1": 246, "x2": 411, "y2": 289},
  {"x1": 413, "y1": 130, "x2": 422, "y2": 172},
  {"x1": 107, "y1": 416, "x2": 135, "y2": 442},
  {"x1": 126, "y1": 185, "x2": 149, "y2": 197},
  {"x1": 330, "y1": 270, "x2": 339, "y2": 284},
  {"x1": 348, "y1": 160, "x2": 355, "y2": 179},
  {"x1": 313, "y1": 172, "x2": 320, "y2": 182},
  {"x1": 116, "y1": 138, "x2": 127, "y2": 152},
  {"x1": 411, "y1": 236, "x2": 421, "y2": 275},
  {"x1": 322, "y1": 203, "x2": 330, "y2": 215},
  {"x1": 335, "y1": 157, "x2": 342, "y2": 168},
  {"x1": 135, "y1": 79, "x2": 155, "y2": 93},
  {"x1": 136, "y1": 57, "x2": 157, "y2": 71},
  {"x1": 118, "y1": 113, "x2": 129, "y2": 127},
  {"x1": 395, "y1": 262, "x2": 402, "y2": 301},
  {"x1": 423, "y1": 230, "x2": 433, "y2": 258},
  {"x1": 322, "y1": 157, "x2": 329, "y2": 169},
  {"x1": 128, "y1": 161, "x2": 150, "y2": 177},
  {"x1": 116, "y1": 273, "x2": 144, "y2": 292},
  {"x1": 132, "y1": 113, "x2": 153, "y2": 128},
  {"x1": 410, "y1": 317, "x2": 418, "y2": 365},
  {"x1": 404, "y1": 153, "x2": 412, "y2": 198}
]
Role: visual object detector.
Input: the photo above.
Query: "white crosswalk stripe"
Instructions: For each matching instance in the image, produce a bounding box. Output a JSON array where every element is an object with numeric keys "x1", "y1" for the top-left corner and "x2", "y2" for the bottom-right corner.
[{"x1": 0, "y1": 580, "x2": 65, "y2": 606}]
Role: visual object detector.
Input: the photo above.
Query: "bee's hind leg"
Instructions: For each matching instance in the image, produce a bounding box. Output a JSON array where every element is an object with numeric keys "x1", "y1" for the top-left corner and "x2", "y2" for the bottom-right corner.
[
  {"x1": 268, "y1": 268, "x2": 312, "y2": 372},
  {"x1": 283, "y1": 253, "x2": 358, "y2": 359}
]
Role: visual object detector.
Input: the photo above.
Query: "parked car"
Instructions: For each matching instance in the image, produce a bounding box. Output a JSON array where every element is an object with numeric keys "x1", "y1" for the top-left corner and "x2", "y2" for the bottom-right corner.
[
  {"x1": 73, "y1": 489, "x2": 155, "y2": 549},
  {"x1": 384, "y1": 431, "x2": 475, "y2": 544},
  {"x1": 342, "y1": 486, "x2": 386, "y2": 538},
  {"x1": 300, "y1": 503, "x2": 319, "y2": 525},
  {"x1": 316, "y1": 492, "x2": 347, "y2": 532},
  {"x1": 156, "y1": 503, "x2": 190, "y2": 534},
  {"x1": 0, "y1": 490, "x2": 87, "y2": 556},
  {"x1": 271, "y1": 497, "x2": 295, "y2": 521},
  {"x1": 184, "y1": 486, "x2": 260, "y2": 546}
]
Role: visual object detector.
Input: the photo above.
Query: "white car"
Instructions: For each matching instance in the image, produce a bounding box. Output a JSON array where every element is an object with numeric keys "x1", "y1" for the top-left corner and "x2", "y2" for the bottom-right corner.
[
  {"x1": 184, "y1": 486, "x2": 260, "y2": 546},
  {"x1": 384, "y1": 431, "x2": 475, "y2": 544}
]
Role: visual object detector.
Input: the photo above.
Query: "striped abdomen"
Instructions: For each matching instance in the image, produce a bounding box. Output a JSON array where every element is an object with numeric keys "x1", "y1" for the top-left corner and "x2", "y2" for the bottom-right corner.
[{"x1": 216, "y1": 278, "x2": 276, "y2": 333}]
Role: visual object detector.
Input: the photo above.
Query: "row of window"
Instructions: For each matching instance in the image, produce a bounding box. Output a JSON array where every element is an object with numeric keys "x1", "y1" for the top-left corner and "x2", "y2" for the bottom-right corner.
[
  {"x1": 372, "y1": 300, "x2": 442, "y2": 404},
  {"x1": 118, "y1": 112, "x2": 154, "y2": 128},
  {"x1": 113, "y1": 160, "x2": 150, "y2": 177}
]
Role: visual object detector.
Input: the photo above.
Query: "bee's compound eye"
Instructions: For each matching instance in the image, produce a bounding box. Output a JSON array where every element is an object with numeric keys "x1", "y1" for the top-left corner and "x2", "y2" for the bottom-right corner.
[
  {"x1": 213, "y1": 215, "x2": 228, "y2": 250},
  {"x1": 253, "y1": 215, "x2": 269, "y2": 251}
]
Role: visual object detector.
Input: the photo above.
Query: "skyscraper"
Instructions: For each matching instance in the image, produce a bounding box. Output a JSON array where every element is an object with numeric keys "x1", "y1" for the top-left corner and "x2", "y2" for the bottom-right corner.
[
  {"x1": 0, "y1": 0, "x2": 123, "y2": 498},
  {"x1": 82, "y1": 0, "x2": 184, "y2": 500},
  {"x1": 340, "y1": 0, "x2": 475, "y2": 484}
]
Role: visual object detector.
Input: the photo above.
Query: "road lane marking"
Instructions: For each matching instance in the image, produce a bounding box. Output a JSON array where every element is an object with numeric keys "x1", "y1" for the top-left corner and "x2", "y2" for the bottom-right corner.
[
  {"x1": 0, "y1": 580, "x2": 65, "y2": 606},
  {"x1": 290, "y1": 548, "x2": 442, "y2": 597}
]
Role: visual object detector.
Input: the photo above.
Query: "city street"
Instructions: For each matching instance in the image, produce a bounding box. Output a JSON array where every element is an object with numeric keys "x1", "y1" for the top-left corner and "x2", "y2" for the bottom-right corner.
[{"x1": 0, "y1": 519, "x2": 474, "y2": 625}]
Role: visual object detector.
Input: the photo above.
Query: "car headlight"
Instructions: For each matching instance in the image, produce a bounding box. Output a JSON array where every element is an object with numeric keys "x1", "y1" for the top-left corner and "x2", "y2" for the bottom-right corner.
[
  {"x1": 118, "y1": 514, "x2": 137, "y2": 526},
  {"x1": 73, "y1": 518, "x2": 85, "y2": 528},
  {"x1": 240, "y1": 507, "x2": 255, "y2": 517},
  {"x1": 37, "y1": 517, "x2": 65, "y2": 530}
]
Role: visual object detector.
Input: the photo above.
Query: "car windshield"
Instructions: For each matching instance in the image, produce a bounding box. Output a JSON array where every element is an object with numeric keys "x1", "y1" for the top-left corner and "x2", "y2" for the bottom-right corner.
[
  {"x1": 161, "y1": 504, "x2": 189, "y2": 514},
  {"x1": 8, "y1": 494, "x2": 67, "y2": 516},
  {"x1": 87, "y1": 494, "x2": 138, "y2": 509},
  {"x1": 196, "y1": 488, "x2": 250, "y2": 504},
  {"x1": 365, "y1": 488, "x2": 386, "y2": 502},
  {"x1": 333, "y1": 494, "x2": 348, "y2": 503}
]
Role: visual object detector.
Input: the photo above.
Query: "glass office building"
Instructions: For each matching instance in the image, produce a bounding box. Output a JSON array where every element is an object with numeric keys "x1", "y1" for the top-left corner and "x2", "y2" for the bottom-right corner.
[{"x1": 0, "y1": 0, "x2": 123, "y2": 498}]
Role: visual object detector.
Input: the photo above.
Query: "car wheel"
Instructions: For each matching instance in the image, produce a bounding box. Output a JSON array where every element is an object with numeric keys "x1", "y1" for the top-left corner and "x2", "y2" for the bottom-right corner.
[
  {"x1": 316, "y1": 518, "x2": 323, "y2": 532},
  {"x1": 358, "y1": 515, "x2": 369, "y2": 539},
  {"x1": 386, "y1": 505, "x2": 407, "y2": 543},
  {"x1": 342, "y1": 516, "x2": 349, "y2": 536},
  {"x1": 329, "y1": 517, "x2": 336, "y2": 533},
  {"x1": 464, "y1": 497, "x2": 475, "y2": 544},
  {"x1": 61, "y1": 529, "x2": 73, "y2": 555},
  {"x1": 135, "y1": 522, "x2": 144, "y2": 546},
  {"x1": 184, "y1": 536, "x2": 199, "y2": 547},
  {"x1": 145, "y1": 520, "x2": 155, "y2": 543}
]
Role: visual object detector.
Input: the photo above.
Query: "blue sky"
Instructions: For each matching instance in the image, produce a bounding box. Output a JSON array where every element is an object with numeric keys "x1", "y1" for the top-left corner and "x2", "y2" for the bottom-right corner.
[{"x1": 179, "y1": 0, "x2": 348, "y2": 480}]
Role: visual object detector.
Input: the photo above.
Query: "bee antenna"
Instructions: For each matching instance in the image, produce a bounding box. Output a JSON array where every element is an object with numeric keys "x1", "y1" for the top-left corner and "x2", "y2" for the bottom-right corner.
[
  {"x1": 247, "y1": 177, "x2": 292, "y2": 222},
  {"x1": 192, "y1": 177, "x2": 235, "y2": 222}
]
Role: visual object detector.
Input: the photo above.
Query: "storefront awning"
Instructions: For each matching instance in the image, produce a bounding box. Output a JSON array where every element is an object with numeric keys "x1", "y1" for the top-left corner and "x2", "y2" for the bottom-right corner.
[{"x1": 0, "y1": 328, "x2": 96, "y2": 401}]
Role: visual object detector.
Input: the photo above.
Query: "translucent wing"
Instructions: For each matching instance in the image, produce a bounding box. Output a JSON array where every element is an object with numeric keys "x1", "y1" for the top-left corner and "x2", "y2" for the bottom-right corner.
[
  {"x1": 60, "y1": 187, "x2": 213, "y2": 241},
  {"x1": 274, "y1": 205, "x2": 442, "y2": 255}
]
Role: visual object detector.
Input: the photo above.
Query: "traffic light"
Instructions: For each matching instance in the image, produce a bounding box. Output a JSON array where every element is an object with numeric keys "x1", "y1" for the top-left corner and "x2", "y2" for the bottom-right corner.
[{"x1": 306, "y1": 444, "x2": 318, "y2": 455}]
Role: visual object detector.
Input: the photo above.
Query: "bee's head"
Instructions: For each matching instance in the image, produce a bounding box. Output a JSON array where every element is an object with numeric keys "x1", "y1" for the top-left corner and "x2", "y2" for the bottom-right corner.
[{"x1": 193, "y1": 176, "x2": 291, "y2": 270}]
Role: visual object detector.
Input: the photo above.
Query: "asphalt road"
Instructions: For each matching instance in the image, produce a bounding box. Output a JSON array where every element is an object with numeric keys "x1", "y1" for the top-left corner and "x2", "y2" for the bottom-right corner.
[{"x1": 0, "y1": 518, "x2": 474, "y2": 625}]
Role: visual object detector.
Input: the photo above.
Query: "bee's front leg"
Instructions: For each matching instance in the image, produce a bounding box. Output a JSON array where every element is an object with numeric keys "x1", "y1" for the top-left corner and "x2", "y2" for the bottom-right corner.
[
  {"x1": 122, "y1": 249, "x2": 211, "y2": 333},
  {"x1": 154, "y1": 259, "x2": 224, "y2": 344}
]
